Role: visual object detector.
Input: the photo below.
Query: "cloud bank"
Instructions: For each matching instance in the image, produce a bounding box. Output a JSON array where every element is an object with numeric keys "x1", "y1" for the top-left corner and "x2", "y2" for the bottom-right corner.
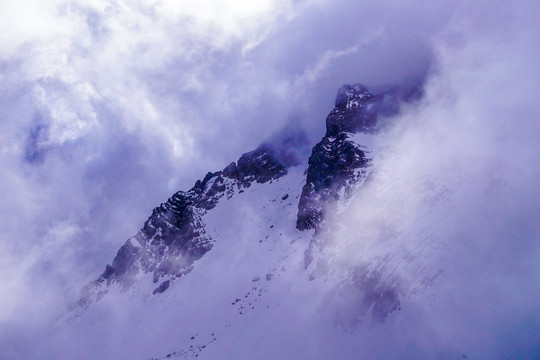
[
  {"x1": 319, "y1": 12, "x2": 540, "y2": 357},
  {"x1": 0, "y1": 0, "x2": 539, "y2": 358}
]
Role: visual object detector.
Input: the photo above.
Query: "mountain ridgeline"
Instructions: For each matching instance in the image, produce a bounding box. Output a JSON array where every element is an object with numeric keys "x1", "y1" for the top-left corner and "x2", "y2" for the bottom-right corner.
[
  {"x1": 77, "y1": 145, "x2": 292, "y2": 306},
  {"x1": 76, "y1": 83, "x2": 418, "y2": 308}
]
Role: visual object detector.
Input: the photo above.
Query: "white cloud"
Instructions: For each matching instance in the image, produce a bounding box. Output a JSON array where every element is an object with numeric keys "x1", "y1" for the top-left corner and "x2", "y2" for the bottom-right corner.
[{"x1": 1, "y1": 0, "x2": 539, "y2": 358}]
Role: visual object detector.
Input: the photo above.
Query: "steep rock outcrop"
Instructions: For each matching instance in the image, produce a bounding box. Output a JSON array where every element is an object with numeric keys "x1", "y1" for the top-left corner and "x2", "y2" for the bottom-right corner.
[
  {"x1": 296, "y1": 83, "x2": 416, "y2": 231},
  {"x1": 296, "y1": 133, "x2": 369, "y2": 230}
]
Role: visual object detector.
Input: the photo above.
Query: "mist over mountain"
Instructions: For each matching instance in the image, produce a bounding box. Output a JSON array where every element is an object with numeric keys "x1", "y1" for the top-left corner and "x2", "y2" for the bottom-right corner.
[{"x1": 1, "y1": 0, "x2": 540, "y2": 359}]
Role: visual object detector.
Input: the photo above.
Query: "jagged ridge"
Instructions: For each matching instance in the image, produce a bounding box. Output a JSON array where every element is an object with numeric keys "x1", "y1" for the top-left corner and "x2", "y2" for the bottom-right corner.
[{"x1": 77, "y1": 144, "x2": 290, "y2": 307}]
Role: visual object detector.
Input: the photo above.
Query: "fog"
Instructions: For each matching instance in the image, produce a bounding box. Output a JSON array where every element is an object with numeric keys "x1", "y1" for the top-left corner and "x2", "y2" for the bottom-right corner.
[
  {"x1": 319, "y1": 19, "x2": 540, "y2": 357},
  {"x1": 0, "y1": 0, "x2": 539, "y2": 358}
]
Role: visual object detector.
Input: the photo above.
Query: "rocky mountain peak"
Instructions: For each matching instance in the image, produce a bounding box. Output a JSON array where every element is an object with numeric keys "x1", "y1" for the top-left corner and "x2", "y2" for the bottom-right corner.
[
  {"x1": 297, "y1": 83, "x2": 414, "y2": 232},
  {"x1": 334, "y1": 84, "x2": 374, "y2": 108},
  {"x1": 326, "y1": 84, "x2": 379, "y2": 136}
]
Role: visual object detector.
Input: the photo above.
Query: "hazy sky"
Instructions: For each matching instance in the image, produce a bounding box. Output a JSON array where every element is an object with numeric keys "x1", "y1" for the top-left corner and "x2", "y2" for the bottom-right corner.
[{"x1": 0, "y1": 0, "x2": 539, "y2": 358}]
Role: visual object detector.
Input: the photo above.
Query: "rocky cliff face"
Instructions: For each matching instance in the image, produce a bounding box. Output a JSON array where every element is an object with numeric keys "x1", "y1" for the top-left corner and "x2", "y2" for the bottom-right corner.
[
  {"x1": 296, "y1": 132, "x2": 370, "y2": 231},
  {"x1": 296, "y1": 84, "x2": 416, "y2": 232}
]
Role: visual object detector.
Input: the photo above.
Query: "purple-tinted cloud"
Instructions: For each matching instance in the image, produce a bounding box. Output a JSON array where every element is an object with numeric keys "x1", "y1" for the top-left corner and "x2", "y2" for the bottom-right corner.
[{"x1": 0, "y1": 0, "x2": 539, "y2": 359}]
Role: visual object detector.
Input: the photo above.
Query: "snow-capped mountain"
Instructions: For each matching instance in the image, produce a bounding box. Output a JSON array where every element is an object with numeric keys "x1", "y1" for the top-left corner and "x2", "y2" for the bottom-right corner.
[
  {"x1": 77, "y1": 83, "x2": 411, "y2": 310},
  {"x1": 57, "y1": 83, "x2": 438, "y2": 360},
  {"x1": 2, "y1": 2, "x2": 539, "y2": 359},
  {"x1": 22, "y1": 72, "x2": 536, "y2": 360}
]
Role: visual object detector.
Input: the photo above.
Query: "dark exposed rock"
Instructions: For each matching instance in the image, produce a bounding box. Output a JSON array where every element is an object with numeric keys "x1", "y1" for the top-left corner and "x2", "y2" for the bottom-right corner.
[
  {"x1": 327, "y1": 83, "x2": 419, "y2": 136},
  {"x1": 222, "y1": 162, "x2": 237, "y2": 178},
  {"x1": 296, "y1": 84, "x2": 377, "y2": 231},
  {"x1": 296, "y1": 133, "x2": 369, "y2": 230},
  {"x1": 327, "y1": 84, "x2": 379, "y2": 136},
  {"x1": 229, "y1": 145, "x2": 288, "y2": 186},
  {"x1": 296, "y1": 83, "x2": 418, "y2": 231},
  {"x1": 153, "y1": 280, "x2": 171, "y2": 295}
]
